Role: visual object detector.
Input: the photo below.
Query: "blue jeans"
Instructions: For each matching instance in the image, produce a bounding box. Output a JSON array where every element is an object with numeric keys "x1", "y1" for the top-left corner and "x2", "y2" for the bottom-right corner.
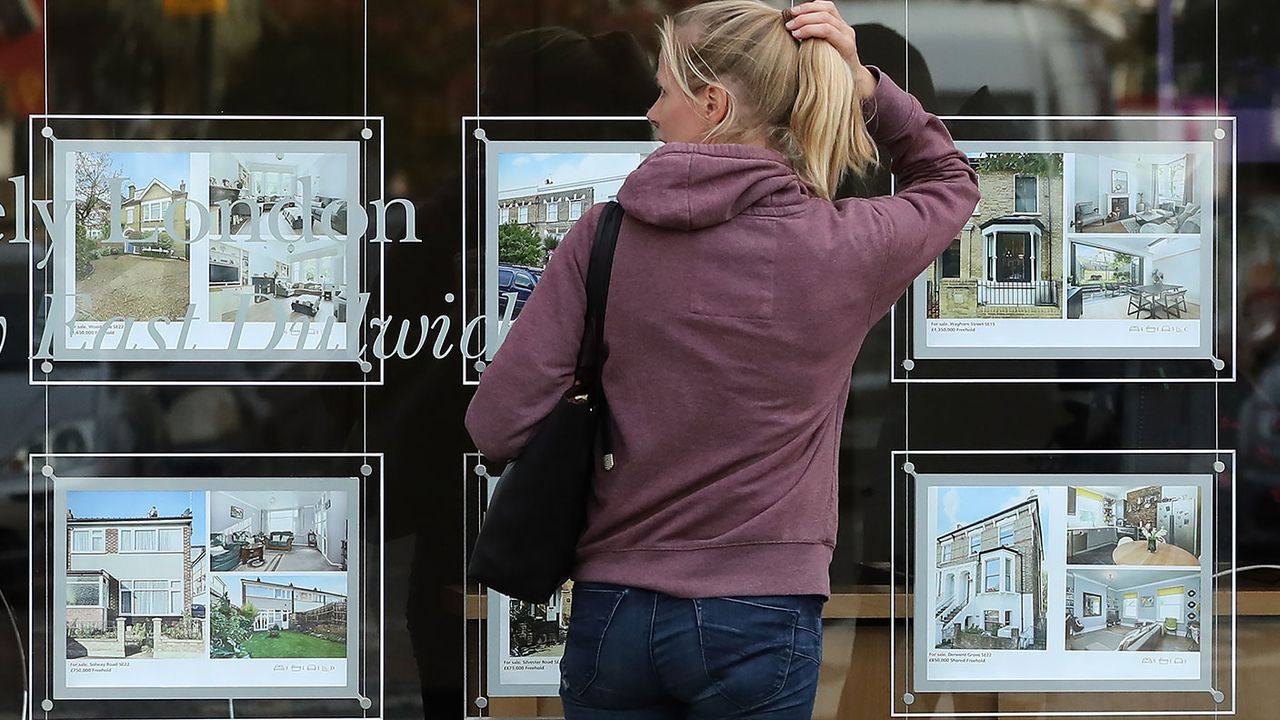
[{"x1": 559, "y1": 582, "x2": 824, "y2": 719}]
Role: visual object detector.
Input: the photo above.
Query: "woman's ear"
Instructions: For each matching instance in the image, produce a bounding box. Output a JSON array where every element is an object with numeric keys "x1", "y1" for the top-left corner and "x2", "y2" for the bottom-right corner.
[{"x1": 703, "y1": 84, "x2": 731, "y2": 126}]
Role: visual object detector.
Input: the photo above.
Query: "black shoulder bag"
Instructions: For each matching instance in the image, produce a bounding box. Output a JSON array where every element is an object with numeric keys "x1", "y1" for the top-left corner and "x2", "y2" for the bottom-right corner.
[{"x1": 466, "y1": 201, "x2": 623, "y2": 603}]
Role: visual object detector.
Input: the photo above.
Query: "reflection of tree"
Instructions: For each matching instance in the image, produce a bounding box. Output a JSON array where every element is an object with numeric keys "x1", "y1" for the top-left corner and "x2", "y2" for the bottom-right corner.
[{"x1": 498, "y1": 222, "x2": 544, "y2": 266}]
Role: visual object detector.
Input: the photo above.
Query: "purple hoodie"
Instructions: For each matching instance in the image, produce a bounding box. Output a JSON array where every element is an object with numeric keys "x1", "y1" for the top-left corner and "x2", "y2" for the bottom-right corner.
[{"x1": 466, "y1": 68, "x2": 979, "y2": 598}]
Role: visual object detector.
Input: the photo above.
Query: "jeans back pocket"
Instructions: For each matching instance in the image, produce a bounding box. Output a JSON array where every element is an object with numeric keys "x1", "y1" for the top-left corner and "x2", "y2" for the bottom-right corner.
[
  {"x1": 694, "y1": 596, "x2": 801, "y2": 711},
  {"x1": 559, "y1": 586, "x2": 627, "y2": 698}
]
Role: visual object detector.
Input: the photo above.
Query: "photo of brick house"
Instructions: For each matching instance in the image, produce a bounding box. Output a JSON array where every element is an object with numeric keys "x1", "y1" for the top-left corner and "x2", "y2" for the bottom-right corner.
[
  {"x1": 926, "y1": 152, "x2": 1065, "y2": 319},
  {"x1": 932, "y1": 488, "x2": 1047, "y2": 650},
  {"x1": 64, "y1": 491, "x2": 207, "y2": 659}
]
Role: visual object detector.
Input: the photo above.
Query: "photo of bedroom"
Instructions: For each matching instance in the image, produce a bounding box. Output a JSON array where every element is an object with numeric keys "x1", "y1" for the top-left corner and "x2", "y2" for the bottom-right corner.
[
  {"x1": 208, "y1": 491, "x2": 348, "y2": 573},
  {"x1": 206, "y1": 240, "x2": 347, "y2": 323},
  {"x1": 1066, "y1": 236, "x2": 1203, "y2": 319},
  {"x1": 1070, "y1": 152, "x2": 1202, "y2": 235},
  {"x1": 1066, "y1": 569, "x2": 1202, "y2": 652},
  {"x1": 1066, "y1": 485, "x2": 1201, "y2": 566},
  {"x1": 207, "y1": 150, "x2": 351, "y2": 238}
]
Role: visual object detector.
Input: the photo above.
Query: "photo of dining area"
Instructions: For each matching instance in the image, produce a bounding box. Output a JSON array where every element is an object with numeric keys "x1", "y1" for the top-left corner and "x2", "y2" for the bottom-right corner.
[{"x1": 1065, "y1": 236, "x2": 1203, "y2": 320}]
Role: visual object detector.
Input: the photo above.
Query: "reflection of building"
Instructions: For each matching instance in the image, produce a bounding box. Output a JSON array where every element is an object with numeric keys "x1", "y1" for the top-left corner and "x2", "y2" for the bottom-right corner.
[
  {"x1": 927, "y1": 155, "x2": 1063, "y2": 319},
  {"x1": 238, "y1": 577, "x2": 347, "y2": 632},
  {"x1": 935, "y1": 497, "x2": 1044, "y2": 649},
  {"x1": 498, "y1": 187, "x2": 594, "y2": 242},
  {"x1": 66, "y1": 511, "x2": 195, "y2": 630}
]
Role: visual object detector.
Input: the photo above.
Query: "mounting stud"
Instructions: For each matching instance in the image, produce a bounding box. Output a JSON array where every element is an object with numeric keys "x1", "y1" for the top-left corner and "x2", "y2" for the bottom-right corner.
[
  {"x1": 360, "y1": 128, "x2": 373, "y2": 140},
  {"x1": 40, "y1": 361, "x2": 53, "y2": 374},
  {"x1": 40, "y1": 126, "x2": 53, "y2": 139},
  {"x1": 903, "y1": 693, "x2": 916, "y2": 706},
  {"x1": 902, "y1": 462, "x2": 916, "y2": 475},
  {"x1": 474, "y1": 360, "x2": 486, "y2": 373},
  {"x1": 474, "y1": 464, "x2": 488, "y2": 477},
  {"x1": 901, "y1": 359, "x2": 916, "y2": 371},
  {"x1": 360, "y1": 464, "x2": 373, "y2": 477},
  {"x1": 474, "y1": 696, "x2": 489, "y2": 709},
  {"x1": 1213, "y1": 461, "x2": 1226, "y2": 473},
  {"x1": 473, "y1": 128, "x2": 487, "y2": 141},
  {"x1": 1213, "y1": 128, "x2": 1226, "y2": 140}
]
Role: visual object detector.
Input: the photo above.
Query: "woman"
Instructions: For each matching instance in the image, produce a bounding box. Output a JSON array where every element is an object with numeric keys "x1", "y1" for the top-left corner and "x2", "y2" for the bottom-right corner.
[{"x1": 466, "y1": 1, "x2": 979, "y2": 717}]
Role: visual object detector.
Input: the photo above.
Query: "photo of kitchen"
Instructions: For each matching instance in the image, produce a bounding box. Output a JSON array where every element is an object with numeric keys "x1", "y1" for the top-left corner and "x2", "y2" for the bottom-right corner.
[
  {"x1": 207, "y1": 149, "x2": 353, "y2": 238},
  {"x1": 1066, "y1": 236, "x2": 1203, "y2": 320},
  {"x1": 1066, "y1": 485, "x2": 1201, "y2": 566}
]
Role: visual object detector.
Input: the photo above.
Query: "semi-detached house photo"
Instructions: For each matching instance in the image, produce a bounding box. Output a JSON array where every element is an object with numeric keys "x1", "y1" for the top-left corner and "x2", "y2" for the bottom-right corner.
[
  {"x1": 208, "y1": 490, "x2": 348, "y2": 573},
  {"x1": 1066, "y1": 569, "x2": 1202, "y2": 652},
  {"x1": 65, "y1": 490, "x2": 208, "y2": 660},
  {"x1": 932, "y1": 486, "x2": 1048, "y2": 651}
]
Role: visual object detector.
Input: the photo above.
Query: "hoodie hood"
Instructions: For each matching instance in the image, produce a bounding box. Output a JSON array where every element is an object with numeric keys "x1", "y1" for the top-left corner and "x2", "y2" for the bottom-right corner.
[{"x1": 615, "y1": 143, "x2": 809, "y2": 231}]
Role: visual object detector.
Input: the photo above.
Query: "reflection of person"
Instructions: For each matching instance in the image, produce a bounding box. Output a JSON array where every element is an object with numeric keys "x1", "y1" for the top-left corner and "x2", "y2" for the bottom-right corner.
[{"x1": 465, "y1": 1, "x2": 979, "y2": 717}]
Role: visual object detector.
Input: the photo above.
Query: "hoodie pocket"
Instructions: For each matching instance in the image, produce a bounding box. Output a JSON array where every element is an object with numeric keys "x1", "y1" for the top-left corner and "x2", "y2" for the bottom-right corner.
[{"x1": 689, "y1": 236, "x2": 776, "y2": 321}]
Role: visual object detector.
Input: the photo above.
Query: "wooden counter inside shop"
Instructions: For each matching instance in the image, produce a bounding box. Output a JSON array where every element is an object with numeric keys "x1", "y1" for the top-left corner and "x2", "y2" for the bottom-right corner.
[{"x1": 454, "y1": 582, "x2": 1280, "y2": 718}]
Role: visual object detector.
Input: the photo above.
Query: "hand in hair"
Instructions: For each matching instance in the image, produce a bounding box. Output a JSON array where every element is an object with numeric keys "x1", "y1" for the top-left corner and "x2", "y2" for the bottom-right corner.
[{"x1": 785, "y1": 1, "x2": 877, "y2": 98}]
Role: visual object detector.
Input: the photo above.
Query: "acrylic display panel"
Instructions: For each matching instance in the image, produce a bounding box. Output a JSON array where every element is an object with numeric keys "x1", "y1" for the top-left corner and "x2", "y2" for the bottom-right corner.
[
  {"x1": 893, "y1": 117, "x2": 1235, "y2": 383},
  {"x1": 29, "y1": 453, "x2": 384, "y2": 718},
  {"x1": 459, "y1": 118, "x2": 655, "y2": 385},
  {"x1": 889, "y1": 450, "x2": 1236, "y2": 717},
  {"x1": 28, "y1": 116, "x2": 386, "y2": 386}
]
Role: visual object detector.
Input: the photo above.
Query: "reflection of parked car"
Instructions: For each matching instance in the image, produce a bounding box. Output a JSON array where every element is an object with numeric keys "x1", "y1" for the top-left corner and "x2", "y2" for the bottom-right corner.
[{"x1": 497, "y1": 264, "x2": 539, "y2": 318}]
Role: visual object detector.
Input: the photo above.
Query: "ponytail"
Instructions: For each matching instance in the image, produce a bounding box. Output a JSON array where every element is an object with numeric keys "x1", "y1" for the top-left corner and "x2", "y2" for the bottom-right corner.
[
  {"x1": 791, "y1": 39, "x2": 878, "y2": 199},
  {"x1": 660, "y1": 0, "x2": 879, "y2": 201}
]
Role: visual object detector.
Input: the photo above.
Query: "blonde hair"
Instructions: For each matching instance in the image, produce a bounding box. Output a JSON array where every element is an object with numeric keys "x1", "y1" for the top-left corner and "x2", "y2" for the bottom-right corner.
[{"x1": 658, "y1": 0, "x2": 878, "y2": 199}]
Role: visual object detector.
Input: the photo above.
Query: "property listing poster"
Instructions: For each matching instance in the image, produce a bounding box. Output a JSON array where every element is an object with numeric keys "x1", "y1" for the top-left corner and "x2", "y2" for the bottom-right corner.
[
  {"x1": 54, "y1": 477, "x2": 361, "y2": 700},
  {"x1": 912, "y1": 473, "x2": 1213, "y2": 694},
  {"x1": 911, "y1": 140, "x2": 1216, "y2": 361},
  {"x1": 483, "y1": 474, "x2": 571, "y2": 697},
  {"x1": 52, "y1": 140, "x2": 363, "y2": 362}
]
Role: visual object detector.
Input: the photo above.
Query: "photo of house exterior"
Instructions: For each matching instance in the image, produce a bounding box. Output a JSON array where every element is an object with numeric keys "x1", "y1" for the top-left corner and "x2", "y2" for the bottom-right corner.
[
  {"x1": 64, "y1": 491, "x2": 207, "y2": 659},
  {"x1": 211, "y1": 574, "x2": 348, "y2": 659},
  {"x1": 926, "y1": 152, "x2": 1064, "y2": 319},
  {"x1": 933, "y1": 492, "x2": 1047, "y2": 650},
  {"x1": 117, "y1": 178, "x2": 191, "y2": 251}
]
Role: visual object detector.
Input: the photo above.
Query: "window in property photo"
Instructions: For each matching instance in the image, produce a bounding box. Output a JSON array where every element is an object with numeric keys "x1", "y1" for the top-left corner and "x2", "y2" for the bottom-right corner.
[
  {"x1": 991, "y1": 232, "x2": 1034, "y2": 283},
  {"x1": 998, "y1": 519, "x2": 1014, "y2": 546},
  {"x1": 518, "y1": 206, "x2": 529, "y2": 223},
  {"x1": 126, "y1": 207, "x2": 135, "y2": 224},
  {"x1": 547, "y1": 201, "x2": 559, "y2": 222},
  {"x1": 71, "y1": 528, "x2": 105, "y2": 553},
  {"x1": 1014, "y1": 175, "x2": 1038, "y2": 213},
  {"x1": 941, "y1": 239, "x2": 961, "y2": 278},
  {"x1": 269, "y1": 509, "x2": 296, "y2": 534},
  {"x1": 142, "y1": 199, "x2": 171, "y2": 223},
  {"x1": 570, "y1": 200, "x2": 583, "y2": 220},
  {"x1": 508, "y1": 207, "x2": 517, "y2": 224},
  {"x1": 969, "y1": 532, "x2": 982, "y2": 555},
  {"x1": 1157, "y1": 587, "x2": 1185, "y2": 625},
  {"x1": 67, "y1": 578, "x2": 103, "y2": 607},
  {"x1": 121, "y1": 579, "x2": 182, "y2": 615},
  {"x1": 984, "y1": 558, "x2": 1001, "y2": 592},
  {"x1": 1123, "y1": 592, "x2": 1138, "y2": 619},
  {"x1": 120, "y1": 527, "x2": 183, "y2": 552},
  {"x1": 1004, "y1": 557, "x2": 1013, "y2": 590},
  {"x1": 942, "y1": 540, "x2": 953, "y2": 562},
  {"x1": 984, "y1": 609, "x2": 1000, "y2": 632}
]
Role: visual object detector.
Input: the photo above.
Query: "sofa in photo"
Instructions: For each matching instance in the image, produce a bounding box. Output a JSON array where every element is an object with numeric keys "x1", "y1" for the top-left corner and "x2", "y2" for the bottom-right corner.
[
  {"x1": 209, "y1": 491, "x2": 347, "y2": 573},
  {"x1": 1066, "y1": 569, "x2": 1202, "y2": 652},
  {"x1": 1071, "y1": 152, "x2": 1202, "y2": 235}
]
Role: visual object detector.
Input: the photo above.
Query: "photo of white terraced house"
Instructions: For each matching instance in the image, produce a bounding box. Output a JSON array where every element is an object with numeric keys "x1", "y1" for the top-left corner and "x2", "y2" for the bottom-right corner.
[{"x1": 932, "y1": 487, "x2": 1048, "y2": 650}]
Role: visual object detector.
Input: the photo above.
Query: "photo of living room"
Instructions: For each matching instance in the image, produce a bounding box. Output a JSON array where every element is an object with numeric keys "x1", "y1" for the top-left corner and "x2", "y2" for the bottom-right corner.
[
  {"x1": 1066, "y1": 236, "x2": 1203, "y2": 319},
  {"x1": 1066, "y1": 569, "x2": 1202, "y2": 652},
  {"x1": 206, "y1": 240, "x2": 347, "y2": 323},
  {"x1": 1070, "y1": 152, "x2": 1203, "y2": 235},
  {"x1": 208, "y1": 491, "x2": 348, "y2": 573},
  {"x1": 1066, "y1": 485, "x2": 1201, "y2": 566},
  {"x1": 207, "y1": 150, "x2": 351, "y2": 238}
]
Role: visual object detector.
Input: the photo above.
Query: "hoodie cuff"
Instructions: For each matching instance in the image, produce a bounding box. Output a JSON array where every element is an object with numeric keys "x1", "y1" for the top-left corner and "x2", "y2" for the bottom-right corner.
[{"x1": 860, "y1": 65, "x2": 918, "y2": 143}]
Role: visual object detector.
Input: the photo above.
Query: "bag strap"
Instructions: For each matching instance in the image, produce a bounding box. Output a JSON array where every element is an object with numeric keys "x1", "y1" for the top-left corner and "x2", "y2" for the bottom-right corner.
[{"x1": 575, "y1": 201, "x2": 623, "y2": 469}]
